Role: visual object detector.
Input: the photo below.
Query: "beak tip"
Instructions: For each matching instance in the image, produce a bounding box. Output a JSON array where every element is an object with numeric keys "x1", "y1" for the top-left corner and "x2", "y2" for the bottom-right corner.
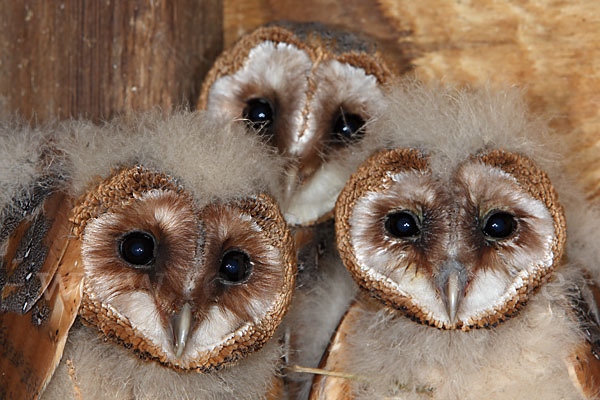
[
  {"x1": 444, "y1": 269, "x2": 462, "y2": 325},
  {"x1": 448, "y1": 308, "x2": 457, "y2": 324},
  {"x1": 445, "y1": 303, "x2": 457, "y2": 325},
  {"x1": 175, "y1": 344, "x2": 184, "y2": 359},
  {"x1": 171, "y1": 302, "x2": 192, "y2": 359}
]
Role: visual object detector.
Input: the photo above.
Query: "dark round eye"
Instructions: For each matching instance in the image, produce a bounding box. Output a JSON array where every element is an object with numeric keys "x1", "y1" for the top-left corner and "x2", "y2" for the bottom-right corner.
[
  {"x1": 482, "y1": 211, "x2": 517, "y2": 240},
  {"x1": 385, "y1": 211, "x2": 421, "y2": 239},
  {"x1": 243, "y1": 98, "x2": 274, "y2": 131},
  {"x1": 219, "y1": 250, "x2": 252, "y2": 284},
  {"x1": 119, "y1": 231, "x2": 156, "y2": 267},
  {"x1": 333, "y1": 110, "x2": 365, "y2": 142}
]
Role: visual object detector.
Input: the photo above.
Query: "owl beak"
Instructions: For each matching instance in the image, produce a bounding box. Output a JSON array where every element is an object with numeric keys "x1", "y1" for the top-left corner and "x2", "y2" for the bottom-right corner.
[
  {"x1": 437, "y1": 261, "x2": 468, "y2": 324},
  {"x1": 446, "y1": 271, "x2": 461, "y2": 323},
  {"x1": 170, "y1": 302, "x2": 192, "y2": 359}
]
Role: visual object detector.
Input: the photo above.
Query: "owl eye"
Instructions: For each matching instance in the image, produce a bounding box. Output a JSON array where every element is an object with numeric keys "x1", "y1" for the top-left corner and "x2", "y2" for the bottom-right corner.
[
  {"x1": 119, "y1": 231, "x2": 156, "y2": 267},
  {"x1": 333, "y1": 110, "x2": 366, "y2": 142},
  {"x1": 219, "y1": 250, "x2": 252, "y2": 284},
  {"x1": 243, "y1": 98, "x2": 274, "y2": 132},
  {"x1": 482, "y1": 211, "x2": 517, "y2": 240},
  {"x1": 384, "y1": 211, "x2": 421, "y2": 239}
]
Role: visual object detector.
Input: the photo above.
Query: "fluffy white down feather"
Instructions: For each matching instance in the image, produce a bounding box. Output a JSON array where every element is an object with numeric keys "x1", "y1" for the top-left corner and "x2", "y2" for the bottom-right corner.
[
  {"x1": 0, "y1": 110, "x2": 285, "y2": 213},
  {"x1": 282, "y1": 240, "x2": 358, "y2": 399},
  {"x1": 340, "y1": 267, "x2": 585, "y2": 399},
  {"x1": 54, "y1": 110, "x2": 285, "y2": 207},
  {"x1": 42, "y1": 324, "x2": 283, "y2": 400},
  {"x1": 0, "y1": 118, "x2": 65, "y2": 214}
]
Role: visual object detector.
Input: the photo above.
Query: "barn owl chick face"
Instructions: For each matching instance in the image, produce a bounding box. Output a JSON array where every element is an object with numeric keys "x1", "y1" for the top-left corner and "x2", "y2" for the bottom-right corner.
[
  {"x1": 336, "y1": 148, "x2": 566, "y2": 330},
  {"x1": 72, "y1": 166, "x2": 296, "y2": 371},
  {"x1": 199, "y1": 24, "x2": 392, "y2": 225}
]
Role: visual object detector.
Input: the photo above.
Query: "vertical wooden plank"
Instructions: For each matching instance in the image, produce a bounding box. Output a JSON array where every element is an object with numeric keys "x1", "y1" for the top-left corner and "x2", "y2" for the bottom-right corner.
[{"x1": 0, "y1": 0, "x2": 223, "y2": 122}]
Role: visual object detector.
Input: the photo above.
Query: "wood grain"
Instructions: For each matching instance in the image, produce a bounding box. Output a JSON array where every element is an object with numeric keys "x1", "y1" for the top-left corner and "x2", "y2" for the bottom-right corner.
[
  {"x1": 0, "y1": 0, "x2": 223, "y2": 122},
  {"x1": 223, "y1": 0, "x2": 600, "y2": 196}
]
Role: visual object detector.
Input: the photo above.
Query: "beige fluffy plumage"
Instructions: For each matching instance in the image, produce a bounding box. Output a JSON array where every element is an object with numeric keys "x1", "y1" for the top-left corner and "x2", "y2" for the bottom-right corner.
[
  {"x1": 0, "y1": 112, "x2": 297, "y2": 400},
  {"x1": 311, "y1": 82, "x2": 600, "y2": 400}
]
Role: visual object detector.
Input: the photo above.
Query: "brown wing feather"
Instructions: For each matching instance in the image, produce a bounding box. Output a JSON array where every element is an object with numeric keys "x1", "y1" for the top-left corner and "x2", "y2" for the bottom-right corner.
[
  {"x1": 308, "y1": 299, "x2": 364, "y2": 400},
  {"x1": 0, "y1": 191, "x2": 84, "y2": 400},
  {"x1": 0, "y1": 237, "x2": 83, "y2": 400},
  {"x1": 1, "y1": 191, "x2": 73, "y2": 314},
  {"x1": 567, "y1": 275, "x2": 600, "y2": 399}
]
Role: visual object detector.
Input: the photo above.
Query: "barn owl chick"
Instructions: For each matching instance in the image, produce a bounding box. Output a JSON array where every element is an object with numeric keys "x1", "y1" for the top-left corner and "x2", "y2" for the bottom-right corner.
[
  {"x1": 198, "y1": 21, "x2": 397, "y2": 226},
  {"x1": 0, "y1": 112, "x2": 297, "y2": 400},
  {"x1": 198, "y1": 22, "x2": 404, "y2": 398},
  {"x1": 311, "y1": 83, "x2": 600, "y2": 399}
]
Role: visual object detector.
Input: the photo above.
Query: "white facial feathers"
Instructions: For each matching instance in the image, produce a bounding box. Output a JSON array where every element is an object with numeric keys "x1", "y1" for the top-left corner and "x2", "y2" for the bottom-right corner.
[
  {"x1": 80, "y1": 188, "x2": 292, "y2": 366},
  {"x1": 202, "y1": 27, "x2": 392, "y2": 225},
  {"x1": 345, "y1": 156, "x2": 558, "y2": 329},
  {"x1": 207, "y1": 41, "x2": 311, "y2": 136}
]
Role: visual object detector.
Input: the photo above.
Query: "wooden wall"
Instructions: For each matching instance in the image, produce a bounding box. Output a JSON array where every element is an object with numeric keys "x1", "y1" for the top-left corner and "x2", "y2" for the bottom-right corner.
[
  {"x1": 0, "y1": 0, "x2": 222, "y2": 122},
  {"x1": 2, "y1": 1, "x2": 599, "y2": 195}
]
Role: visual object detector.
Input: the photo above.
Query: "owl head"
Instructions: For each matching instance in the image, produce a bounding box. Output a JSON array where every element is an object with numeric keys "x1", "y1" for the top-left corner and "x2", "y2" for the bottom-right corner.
[
  {"x1": 0, "y1": 112, "x2": 299, "y2": 399},
  {"x1": 57, "y1": 111, "x2": 297, "y2": 370},
  {"x1": 335, "y1": 82, "x2": 569, "y2": 330},
  {"x1": 70, "y1": 167, "x2": 295, "y2": 371},
  {"x1": 198, "y1": 22, "x2": 396, "y2": 225}
]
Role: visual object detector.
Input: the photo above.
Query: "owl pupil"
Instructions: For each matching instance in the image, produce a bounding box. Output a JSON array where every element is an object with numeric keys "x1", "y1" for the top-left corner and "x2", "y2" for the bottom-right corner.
[
  {"x1": 219, "y1": 250, "x2": 251, "y2": 284},
  {"x1": 119, "y1": 231, "x2": 156, "y2": 267},
  {"x1": 482, "y1": 212, "x2": 516, "y2": 240},
  {"x1": 243, "y1": 98, "x2": 274, "y2": 132},
  {"x1": 385, "y1": 211, "x2": 420, "y2": 238},
  {"x1": 333, "y1": 110, "x2": 365, "y2": 142}
]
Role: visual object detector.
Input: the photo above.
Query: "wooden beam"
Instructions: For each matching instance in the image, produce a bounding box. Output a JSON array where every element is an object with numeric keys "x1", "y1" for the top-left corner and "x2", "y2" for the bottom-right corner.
[{"x1": 0, "y1": 0, "x2": 223, "y2": 122}]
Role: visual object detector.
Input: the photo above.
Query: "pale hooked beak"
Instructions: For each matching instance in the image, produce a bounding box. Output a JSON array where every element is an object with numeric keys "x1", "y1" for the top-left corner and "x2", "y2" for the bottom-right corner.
[
  {"x1": 446, "y1": 271, "x2": 460, "y2": 323},
  {"x1": 437, "y1": 261, "x2": 468, "y2": 324},
  {"x1": 170, "y1": 302, "x2": 192, "y2": 358}
]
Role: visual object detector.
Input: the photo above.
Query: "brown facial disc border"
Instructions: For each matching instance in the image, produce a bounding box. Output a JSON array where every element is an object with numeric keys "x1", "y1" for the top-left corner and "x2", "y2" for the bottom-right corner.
[
  {"x1": 72, "y1": 166, "x2": 297, "y2": 371},
  {"x1": 197, "y1": 23, "x2": 393, "y2": 110},
  {"x1": 335, "y1": 147, "x2": 566, "y2": 331}
]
